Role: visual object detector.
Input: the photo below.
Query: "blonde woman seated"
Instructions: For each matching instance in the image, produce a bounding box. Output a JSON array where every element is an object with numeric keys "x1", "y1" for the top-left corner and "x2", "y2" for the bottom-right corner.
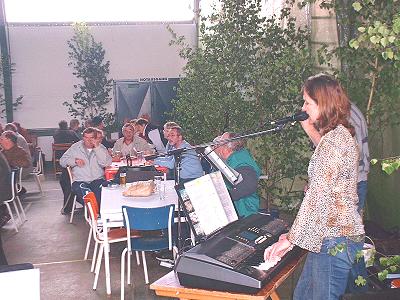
[{"x1": 112, "y1": 123, "x2": 154, "y2": 157}]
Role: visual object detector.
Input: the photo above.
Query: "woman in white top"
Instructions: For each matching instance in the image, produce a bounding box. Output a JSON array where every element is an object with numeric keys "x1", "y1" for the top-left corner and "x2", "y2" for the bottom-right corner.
[{"x1": 112, "y1": 123, "x2": 153, "y2": 157}]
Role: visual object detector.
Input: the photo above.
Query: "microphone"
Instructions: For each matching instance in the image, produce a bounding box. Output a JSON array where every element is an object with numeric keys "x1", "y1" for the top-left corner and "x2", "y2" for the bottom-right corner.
[{"x1": 270, "y1": 111, "x2": 309, "y2": 125}]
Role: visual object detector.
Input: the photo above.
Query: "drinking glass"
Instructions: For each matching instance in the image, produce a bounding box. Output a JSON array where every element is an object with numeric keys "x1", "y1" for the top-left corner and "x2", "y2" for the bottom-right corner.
[
  {"x1": 154, "y1": 175, "x2": 165, "y2": 201},
  {"x1": 137, "y1": 151, "x2": 144, "y2": 165},
  {"x1": 120, "y1": 172, "x2": 127, "y2": 186}
]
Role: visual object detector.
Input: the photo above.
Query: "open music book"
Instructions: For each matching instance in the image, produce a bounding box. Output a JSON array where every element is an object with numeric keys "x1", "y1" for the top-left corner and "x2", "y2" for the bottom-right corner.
[{"x1": 176, "y1": 171, "x2": 238, "y2": 240}]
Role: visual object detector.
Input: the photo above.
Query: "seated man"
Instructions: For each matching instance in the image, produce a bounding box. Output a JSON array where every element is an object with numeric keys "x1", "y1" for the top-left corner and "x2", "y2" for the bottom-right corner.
[
  {"x1": 53, "y1": 120, "x2": 80, "y2": 160},
  {"x1": 162, "y1": 121, "x2": 179, "y2": 152},
  {"x1": 4, "y1": 123, "x2": 31, "y2": 159},
  {"x1": 0, "y1": 152, "x2": 12, "y2": 239},
  {"x1": 53, "y1": 120, "x2": 80, "y2": 144},
  {"x1": 69, "y1": 119, "x2": 82, "y2": 139},
  {"x1": 154, "y1": 126, "x2": 203, "y2": 183},
  {"x1": 3, "y1": 123, "x2": 33, "y2": 178},
  {"x1": 135, "y1": 118, "x2": 167, "y2": 154},
  {"x1": 0, "y1": 131, "x2": 32, "y2": 170},
  {"x1": 91, "y1": 116, "x2": 114, "y2": 149},
  {"x1": 214, "y1": 132, "x2": 261, "y2": 217},
  {"x1": 112, "y1": 123, "x2": 153, "y2": 157},
  {"x1": 60, "y1": 127, "x2": 112, "y2": 206}
]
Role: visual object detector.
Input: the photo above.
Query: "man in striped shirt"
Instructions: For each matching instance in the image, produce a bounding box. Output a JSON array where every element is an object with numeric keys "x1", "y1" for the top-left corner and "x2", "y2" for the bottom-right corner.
[{"x1": 349, "y1": 103, "x2": 370, "y2": 214}]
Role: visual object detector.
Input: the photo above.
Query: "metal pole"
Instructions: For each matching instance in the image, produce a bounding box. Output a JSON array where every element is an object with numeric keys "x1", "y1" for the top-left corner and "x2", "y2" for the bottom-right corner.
[{"x1": 0, "y1": 0, "x2": 13, "y2": 122}]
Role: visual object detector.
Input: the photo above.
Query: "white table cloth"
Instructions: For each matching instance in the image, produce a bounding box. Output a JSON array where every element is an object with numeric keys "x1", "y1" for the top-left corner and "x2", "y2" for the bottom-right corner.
[{"x1": 99, "y1": 180, "x2": 178, "y2": 295}]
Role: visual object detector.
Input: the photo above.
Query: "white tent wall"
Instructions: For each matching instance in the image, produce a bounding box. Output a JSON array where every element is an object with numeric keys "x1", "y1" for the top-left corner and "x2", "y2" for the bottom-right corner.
[{"x1": 6, "y1": 22, "x2": 196, "y2": 160}]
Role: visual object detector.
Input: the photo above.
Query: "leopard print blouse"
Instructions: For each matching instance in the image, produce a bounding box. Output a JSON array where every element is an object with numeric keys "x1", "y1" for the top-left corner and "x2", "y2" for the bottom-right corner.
[{"x1": 287, "y1": 125, "x2": 365, "y2": 253}]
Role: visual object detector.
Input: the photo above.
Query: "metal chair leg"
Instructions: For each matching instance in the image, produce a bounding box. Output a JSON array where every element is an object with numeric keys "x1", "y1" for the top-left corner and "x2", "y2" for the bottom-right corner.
[
  {"x1": 69, "y1": 195, "x2": 77, "y2": 223},
  {"x1": 15, "y1": 195, "x2": 27, "y2": 222},
  {"x1": 93, "y1": 244, "x2": 104, "y2": 290},
  {"x1": 90, "y1": 241, "x2": 99, "y2": 273},
  {"x1": 121, "y1": 248, "x2": 128, "y2": 300},
  {"x1": 142, "y1": 251, "x2": 149, "y2": 284},
  {"x1": 4, "y1": 202, "x2": 18, "y2": 233}
]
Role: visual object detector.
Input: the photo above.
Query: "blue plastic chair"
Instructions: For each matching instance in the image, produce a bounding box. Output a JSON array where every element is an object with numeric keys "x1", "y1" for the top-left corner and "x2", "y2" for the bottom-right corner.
[{"x1": 120, "y1": 204, "x2": 174, "y2": 297}]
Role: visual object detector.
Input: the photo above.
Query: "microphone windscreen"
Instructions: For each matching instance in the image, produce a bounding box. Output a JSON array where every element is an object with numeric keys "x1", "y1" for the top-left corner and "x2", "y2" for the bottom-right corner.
[{"x1": 295, "y1": 111, "x2": 309, "y2": 121}]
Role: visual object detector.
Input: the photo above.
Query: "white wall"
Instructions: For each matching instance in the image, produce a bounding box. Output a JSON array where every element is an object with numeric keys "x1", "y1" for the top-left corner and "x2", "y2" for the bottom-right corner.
[{"x1": 6, "y1": 22, "x2": 196, "y2": 159}]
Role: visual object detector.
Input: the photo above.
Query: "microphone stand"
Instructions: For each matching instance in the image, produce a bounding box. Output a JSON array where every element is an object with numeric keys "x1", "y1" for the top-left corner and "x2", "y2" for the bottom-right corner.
[{"x1": 172, "y1": 148, "x2": 184, "y2": 252}]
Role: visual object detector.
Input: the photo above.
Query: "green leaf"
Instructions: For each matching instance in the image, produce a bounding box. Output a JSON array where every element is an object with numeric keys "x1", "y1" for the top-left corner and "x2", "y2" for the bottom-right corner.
[
  {"x1": 355, "y1": 275, "x2": 367, "y2": 286},
  {"x1": 380, "y1": 37, "x2": 388, "y2": 47},
  {"x1": 370, "y1": 158, "x2": 378, "y2": 165},
  {"x1": 382, "y1": 163, "x2": 395, "y2": 174},
  {"x1": 386, "y1": 49, "x2": 394, "y2": 59},
  {"x1": 380, "y1": 256, "x2": 389, "y2": 266},
  {"x1": 370, "y1": 35, "x2": 380, "y2": 44},
  {"x1": 368, "y1": 26, "x2": 375, "y2": 35},
  {"x1": 378, "y1": 269, "x2": 389, "y2": 281},
  {"x1": 349, "y1": 39, "x2": 359, "y2": 49},
  {"x1": 329, "y1": 248, "x2": 337, "y2": 256},
  {"x1": 336, "y1": 243, "x2": 346, "y2": 253},
  {"x1": 355, "y1": 250, "x2": 364, "y2": 262},
  {"x1": 388, "y1": 36, "x2": 396, "y2": 43},
  {"x1": 393, "y1": 17, "x2": 400, "y2": 34},
  {"x1": 352, "y1": 2, "x2": 362, "y2": 12},
  {"x1": 382, "y1": 49, "x2": 394, "y2": 61},
  {"x1": 358, "y1": 27, "x2": 366, "y2": 33}
]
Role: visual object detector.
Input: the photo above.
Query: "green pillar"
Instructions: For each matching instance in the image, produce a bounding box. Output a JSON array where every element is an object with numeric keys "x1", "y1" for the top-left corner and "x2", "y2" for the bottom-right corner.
[{"x1": 0, "y1": 0, "x2": 13, "y2": 122}]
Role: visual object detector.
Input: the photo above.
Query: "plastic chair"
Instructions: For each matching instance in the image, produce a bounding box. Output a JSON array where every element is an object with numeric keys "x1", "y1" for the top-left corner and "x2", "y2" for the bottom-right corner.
[
  {"x1": 84, "y1": 192, "x2": 128, "y2": 291},
  {"x1": 82, "y1": 191, "x2": 104, "y2": 271},
  {"x1": 120, "y1": 204, "x2": 174, "y2": 299},
  {"x1": 13, "y1": 168, "x2": 27, "y2": 223},
  {"x1": 30, "y1": 149, "x2": 43, "y2": 194},
  {"x1": 3, "y1": 171, "x2": 25, "y2": 232},
  {"x1": 67, "y1": 166, "x2": 79, "y2": 223}
]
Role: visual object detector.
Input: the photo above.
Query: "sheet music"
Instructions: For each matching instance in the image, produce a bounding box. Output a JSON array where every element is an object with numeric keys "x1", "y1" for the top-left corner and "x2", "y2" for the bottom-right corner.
[
  {"x1": 209, "y1": 172, "x2": 238, "y2": 223},
  {"x1": 184, "y1": 172, "x2": 234, "y2": 235}
]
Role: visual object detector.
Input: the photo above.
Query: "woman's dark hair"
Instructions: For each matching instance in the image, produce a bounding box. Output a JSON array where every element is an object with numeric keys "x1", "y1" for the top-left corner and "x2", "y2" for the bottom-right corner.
[{"x1": 303, "y1": 73, "x2": 354, "y2": 136}]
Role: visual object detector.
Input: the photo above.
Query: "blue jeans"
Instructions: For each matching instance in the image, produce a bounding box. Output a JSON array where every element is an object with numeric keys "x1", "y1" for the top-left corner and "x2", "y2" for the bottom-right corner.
[
  {"x1": 294, "y1": 236, "x2": 363, "y2": 300},
  {"x1": 357, "y1": 181, "x2": 368, "y2": 213},
  {"x1": 71, "y1": 179, "x2": 105, "y2": 207},
  {"x1": 345, "y1": 180, "x2": 369, "y2": 294}
]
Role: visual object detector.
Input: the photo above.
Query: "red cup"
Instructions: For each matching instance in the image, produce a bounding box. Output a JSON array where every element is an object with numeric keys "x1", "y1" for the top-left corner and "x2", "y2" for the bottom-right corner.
[{"x1": 105, "y1": 168, "x2": 118, "y2": 181}]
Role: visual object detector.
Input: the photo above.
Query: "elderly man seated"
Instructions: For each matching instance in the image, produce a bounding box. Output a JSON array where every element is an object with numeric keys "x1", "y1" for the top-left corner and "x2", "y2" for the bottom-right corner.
[
  {"x1": 0, "y1": 152, "x2": 12, "y2": 235},
  {"x1": 0, "y1": 131, "x2": 32, "y2": 171},
  {"x1": 154, "y1": 126, "x2": 203, "y2": 184},
  {"x1": 60, "y1": 127, "x2": 112, "y2": 206},
  {"x1": 213, "y1": 132, "x2": 261, "y2": 218},
  {"x1": 4, "y1": 123, "x2": 31, "y2": 156},
  {"x1": 112, "y1": 123, "x2": 153, "y2": 157}
]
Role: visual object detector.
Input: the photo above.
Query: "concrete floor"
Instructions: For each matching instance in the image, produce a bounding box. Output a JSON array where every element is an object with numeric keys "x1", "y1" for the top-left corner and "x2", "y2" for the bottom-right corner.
[{"x1": 2, "y1": 171, "x2": 301, "y2": 299}]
